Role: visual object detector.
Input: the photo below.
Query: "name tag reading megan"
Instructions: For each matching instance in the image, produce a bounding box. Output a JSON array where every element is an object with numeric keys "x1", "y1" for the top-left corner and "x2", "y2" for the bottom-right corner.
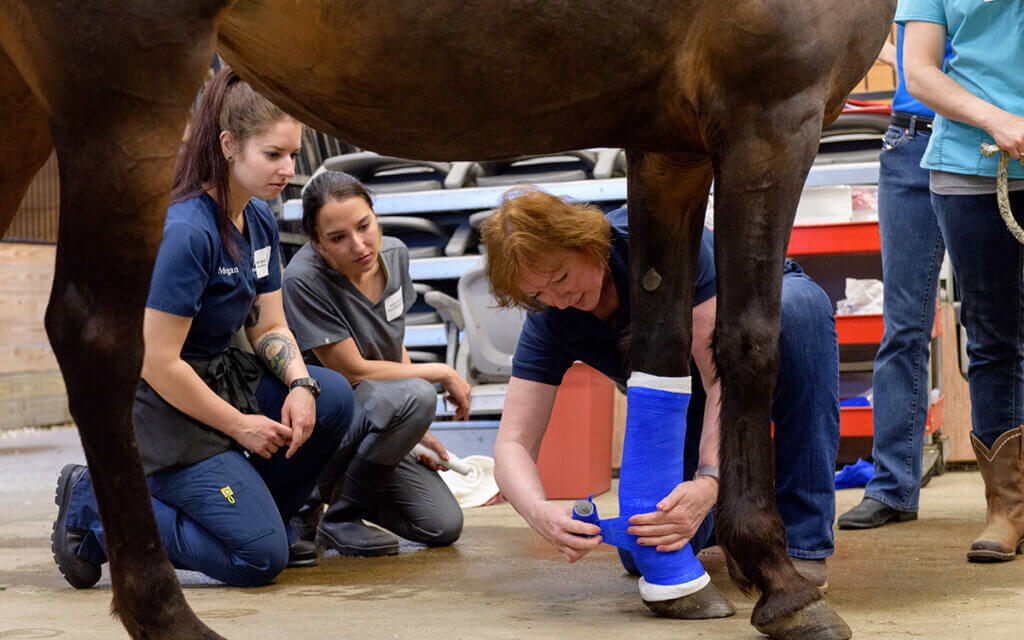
[{"x1": 384, "y1": 288, "x2": 404, "y2": 322}]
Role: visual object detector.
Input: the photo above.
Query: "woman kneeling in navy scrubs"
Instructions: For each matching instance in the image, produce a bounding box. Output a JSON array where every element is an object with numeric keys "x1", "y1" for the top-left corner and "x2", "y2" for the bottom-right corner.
[{"x1": 51, "y1": 69, "x2": 356, "y2": 588}]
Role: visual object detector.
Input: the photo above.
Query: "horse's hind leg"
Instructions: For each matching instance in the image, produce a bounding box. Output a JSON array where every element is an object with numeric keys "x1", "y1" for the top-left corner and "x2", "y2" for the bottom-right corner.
[
  {"x1": 46, "y1": 125, "x2": 226, "y2": 640},
  {"x1": 0, "y1": 48, "x2": 52, "y2": 234},
  {"x1": 46, "y1": 96, "x2": 226, "y2": 640},
  {"x1": 1, "y1": 4, "x2": 230, "y2": 638},
  {"x1": 708, "y1": 98, "x2": 851, "y2": 640}
]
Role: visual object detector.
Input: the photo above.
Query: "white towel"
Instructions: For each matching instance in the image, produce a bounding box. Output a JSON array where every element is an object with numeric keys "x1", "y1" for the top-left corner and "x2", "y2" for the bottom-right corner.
[{"x1": 438, "y1": 455, "x2": 500, "y2": 508}]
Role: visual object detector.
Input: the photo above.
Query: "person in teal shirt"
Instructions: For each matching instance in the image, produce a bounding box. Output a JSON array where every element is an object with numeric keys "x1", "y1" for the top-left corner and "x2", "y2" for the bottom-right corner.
[{"x1": 899, "y1": 0, "x2": 1024, "y2": 563}]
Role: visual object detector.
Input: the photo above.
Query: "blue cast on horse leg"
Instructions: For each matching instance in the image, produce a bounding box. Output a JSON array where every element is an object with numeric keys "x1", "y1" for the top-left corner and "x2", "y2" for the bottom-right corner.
[
  {"x1": 576, "y1": 373, "x2": 734, "y2": 618},
  {"x1": 622, "y1": 375, "x2": 707, "y2": 598}
]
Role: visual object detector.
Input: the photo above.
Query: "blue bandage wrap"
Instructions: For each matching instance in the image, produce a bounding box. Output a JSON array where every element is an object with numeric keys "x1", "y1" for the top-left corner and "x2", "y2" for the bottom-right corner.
[
  {"x1": 619, "y1": 382, "x2": 705, "y2": 587},
  {"x1": 572, "y1": 374, "x2": 708, "y2": 599}
]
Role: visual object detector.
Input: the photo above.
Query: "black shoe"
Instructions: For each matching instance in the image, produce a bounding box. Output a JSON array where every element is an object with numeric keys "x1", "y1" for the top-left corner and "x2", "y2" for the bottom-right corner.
[
  {"x1": 51, "y1": 464, "x2": 101, "y2": 588},
  {"x1": 317, "y1": 520, "x2": 399, "y2": 557},
  {"x1": 315, "y1": 457, "x2": 401, "y2": 557},
  {"x1": 287, "y1": 539, "x2": 320, "y2": 568},
  {"x1": 289, "y1": 495, "x2": 324, "y2": 543},
  {"x1": 289, "y1": 513, "x2": 319, "y2": 544},
  {"x1": 837, "y1": 497, "x2": 917, "y2": 530}
]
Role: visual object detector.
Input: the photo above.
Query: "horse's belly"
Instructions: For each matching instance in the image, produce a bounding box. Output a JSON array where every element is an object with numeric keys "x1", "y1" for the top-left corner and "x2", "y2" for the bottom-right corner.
[{"x1": 218, "y1": 0, "x2": 690, "y2": 159}]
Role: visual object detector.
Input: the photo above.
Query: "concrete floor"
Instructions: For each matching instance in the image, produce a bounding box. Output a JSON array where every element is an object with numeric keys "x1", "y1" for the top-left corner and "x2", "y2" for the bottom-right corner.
[{"x1": 1, "y1": 426, "x2": 1021, "y2": 639}]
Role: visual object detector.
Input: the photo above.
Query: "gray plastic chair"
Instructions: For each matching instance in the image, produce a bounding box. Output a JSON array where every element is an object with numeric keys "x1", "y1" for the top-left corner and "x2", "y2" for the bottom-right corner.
[
  {"x1": 425, "y1": 258, "x2": 528, "y2": 416},
  {"x1": 378, "y1": 216, "x2": 449, "y2": 258},
  {"x1": 319, "y1": 151, "x2": 451, "y2": 193},
  {"x1": 467, "y1": 151, "x2": 598, "y2": 187},
  {"x1": 456, "y1": 263, "x2": 527, "y2": 382},
  {"x1": 407, "y1": 282, "x2": 441, "y2": 326},
  {"x1": 468, "y1": 208, "x2": 496, "y2": 230},
  {"x1": 816, "y1": 112, "x2": 889, "y2": 165}
]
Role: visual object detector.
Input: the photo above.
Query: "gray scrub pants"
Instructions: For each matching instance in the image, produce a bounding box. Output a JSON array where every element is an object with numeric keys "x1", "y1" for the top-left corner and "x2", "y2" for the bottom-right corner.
[{"x1": 320, "y1": 377, "x2": 463, "y2": 546}]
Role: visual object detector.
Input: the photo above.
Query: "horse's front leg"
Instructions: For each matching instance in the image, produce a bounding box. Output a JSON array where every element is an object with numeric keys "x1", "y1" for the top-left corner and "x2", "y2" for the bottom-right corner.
[
  {"x1": 625, "y1": 149, "x2": 714, "y2": 363},
  {"x1": 2, "y1": 3, "x2": 232, "y2": 638},
  {"x1": 709, "y1": 98, "x2": 850, "y2": 640},
  {"x1": 621, "y1": 151, "x2": 737, "y2": 618}
]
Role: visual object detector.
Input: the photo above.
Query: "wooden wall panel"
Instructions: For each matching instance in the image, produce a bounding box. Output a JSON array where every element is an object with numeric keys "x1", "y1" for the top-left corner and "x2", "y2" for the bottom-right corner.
[
  {"x1": 0, "y1": 243, "x2": 65, "y2": 429},
  {"x1": 0, "y1": 370, "x2": 69, "y2": 430},
  {"x1": 939, "y1": 302, "x2": 974, "y2": 462}
]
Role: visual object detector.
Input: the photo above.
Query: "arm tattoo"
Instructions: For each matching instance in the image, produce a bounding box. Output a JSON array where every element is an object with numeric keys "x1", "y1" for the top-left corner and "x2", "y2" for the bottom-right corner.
[
  {"x1": 255, "y1": 332, "x2": 298, "y2": 380},
  {"x1": 245, "y1": 303, "x2": 261, "y2": 328}
]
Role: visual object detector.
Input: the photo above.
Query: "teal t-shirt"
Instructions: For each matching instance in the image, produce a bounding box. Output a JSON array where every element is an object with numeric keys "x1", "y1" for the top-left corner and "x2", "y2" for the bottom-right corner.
[{"x1": 896, "y1": 0, "x2": 1024, "y2": 179}]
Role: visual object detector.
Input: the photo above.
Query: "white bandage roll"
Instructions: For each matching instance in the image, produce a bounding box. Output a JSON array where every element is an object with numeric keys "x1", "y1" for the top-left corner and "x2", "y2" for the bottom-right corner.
[{"x1": 411, "y1": 444, "x2": 473, "y2": 475}]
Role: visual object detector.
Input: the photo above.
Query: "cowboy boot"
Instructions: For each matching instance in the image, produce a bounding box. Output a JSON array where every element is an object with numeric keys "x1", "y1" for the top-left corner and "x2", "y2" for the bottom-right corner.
[
  {"x1": 967, "y1": 426, "x2": 1024, "y2": 562},
  {"x1": 316, "y1": 456, "x2": 399, "y2": 557}
]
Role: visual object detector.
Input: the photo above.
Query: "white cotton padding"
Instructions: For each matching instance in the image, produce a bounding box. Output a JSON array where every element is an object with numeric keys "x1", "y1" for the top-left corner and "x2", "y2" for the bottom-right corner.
[
  {"x1": 627, "y1": 372, "x2": 692, "y2": 394},
  {"x1": 639, "y1": 571, "x2": 711, "y2": 602}
]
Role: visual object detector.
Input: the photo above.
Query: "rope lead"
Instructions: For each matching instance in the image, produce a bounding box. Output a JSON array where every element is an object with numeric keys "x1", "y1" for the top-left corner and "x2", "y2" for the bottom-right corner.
[{"x1": 980, "y1": 143, "x2": 1024, "y2": 245}]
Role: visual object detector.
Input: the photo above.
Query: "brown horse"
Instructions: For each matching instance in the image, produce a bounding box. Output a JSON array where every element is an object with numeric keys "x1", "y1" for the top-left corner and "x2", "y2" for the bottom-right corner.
[{"x1": 0, "y1": 1, "x2": 895, "y2": 638}]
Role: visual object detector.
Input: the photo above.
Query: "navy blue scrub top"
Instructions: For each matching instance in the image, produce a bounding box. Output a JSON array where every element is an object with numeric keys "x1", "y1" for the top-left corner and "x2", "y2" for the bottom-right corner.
[
  {"x1": 511, "y1": 207, "x2": 716, "y2": 387},
  {"x1": 146, "y1": 193, "x2": 282, "y2": 360}
]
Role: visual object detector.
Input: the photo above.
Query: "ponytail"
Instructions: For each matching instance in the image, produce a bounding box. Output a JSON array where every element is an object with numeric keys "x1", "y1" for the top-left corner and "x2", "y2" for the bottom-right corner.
[{"x1": 172, "y1": 68, "x2": 288, "y2": 259}]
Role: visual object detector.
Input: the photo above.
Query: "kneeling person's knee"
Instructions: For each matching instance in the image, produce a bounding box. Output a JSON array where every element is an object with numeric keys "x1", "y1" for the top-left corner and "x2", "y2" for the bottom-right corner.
[
  {"x1": 422, "y1": 506, "x2": 463, "y2": 547},
  {"x1": 226, "y1": 531, "x2": 289, "y2": 587},
  {"x1": 406, "y1": 378, "x2": 439, "y2": 426},
  {"x1": 781, "y1": 277, "x2": 835, "y2": 345}
]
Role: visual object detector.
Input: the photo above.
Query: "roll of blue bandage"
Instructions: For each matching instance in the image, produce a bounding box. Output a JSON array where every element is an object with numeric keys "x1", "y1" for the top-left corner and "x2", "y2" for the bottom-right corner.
[{"x1": 572, "y1": 498, "x2": 601, "y2": 528}]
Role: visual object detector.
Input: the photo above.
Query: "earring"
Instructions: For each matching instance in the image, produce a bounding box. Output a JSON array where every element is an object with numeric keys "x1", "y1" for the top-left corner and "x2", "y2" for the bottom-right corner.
[{"x1": 225, "y1": 155, "x2": 233, "y2": 162}]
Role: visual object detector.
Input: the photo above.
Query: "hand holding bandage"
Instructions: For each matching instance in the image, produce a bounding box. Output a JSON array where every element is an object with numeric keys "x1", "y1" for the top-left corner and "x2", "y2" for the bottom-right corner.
[{"x1": 627, "y1": 477, "x2": 718, "y2": 552}]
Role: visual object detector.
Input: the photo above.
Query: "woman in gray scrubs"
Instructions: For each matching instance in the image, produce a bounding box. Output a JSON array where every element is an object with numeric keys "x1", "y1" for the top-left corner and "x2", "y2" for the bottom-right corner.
[{"x1": 283, "y1": 171, "x2": 467, "y2": 556}]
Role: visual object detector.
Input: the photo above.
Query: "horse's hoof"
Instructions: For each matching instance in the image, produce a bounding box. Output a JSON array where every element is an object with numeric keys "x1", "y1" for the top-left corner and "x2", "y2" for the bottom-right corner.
[
  {"x1": 755, "y1": 599, "x2": 852, "y2": 640},
  {"x1": 643, "y1": 581, "x2": 736, "y2": 619}
]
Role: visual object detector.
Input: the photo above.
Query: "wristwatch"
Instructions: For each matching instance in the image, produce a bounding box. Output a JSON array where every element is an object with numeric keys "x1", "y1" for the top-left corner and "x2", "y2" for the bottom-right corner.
[
  {"x1": 694, "y1": 465, "x2": 720, "y2": 481},
  {"x1": 288, "y1": 376, "x2": 321, "y2": 398}
]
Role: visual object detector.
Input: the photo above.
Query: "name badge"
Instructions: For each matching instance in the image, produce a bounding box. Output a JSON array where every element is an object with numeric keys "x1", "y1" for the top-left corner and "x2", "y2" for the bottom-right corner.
[
  {"x1": 384, "y1": 288, "x2": 404, "y2": 322},
  {"x1": 253, "y1": 246, "x2": 271, "y2": 278}
]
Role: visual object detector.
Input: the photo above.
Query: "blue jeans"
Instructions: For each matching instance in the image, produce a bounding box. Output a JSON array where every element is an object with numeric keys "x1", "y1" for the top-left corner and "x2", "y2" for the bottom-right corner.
[
  {"x1": 865, "y1": 123, "x2": 944, "y2": 513},
  {"x1": 932, "y1": 188, "x2": 1024, "y2": 448},
  {"x1": 686, "y1": 263, "x2": 840, "y2": 560},
  {"x1": 66, "y1": 364, "x2": 354, "y2": 587}
]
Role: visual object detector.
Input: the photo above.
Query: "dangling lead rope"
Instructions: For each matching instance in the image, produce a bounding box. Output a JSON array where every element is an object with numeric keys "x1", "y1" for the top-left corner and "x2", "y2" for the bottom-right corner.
[{"x1": 980, "y1": 143, "x2": 1024, "y2": 245}]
